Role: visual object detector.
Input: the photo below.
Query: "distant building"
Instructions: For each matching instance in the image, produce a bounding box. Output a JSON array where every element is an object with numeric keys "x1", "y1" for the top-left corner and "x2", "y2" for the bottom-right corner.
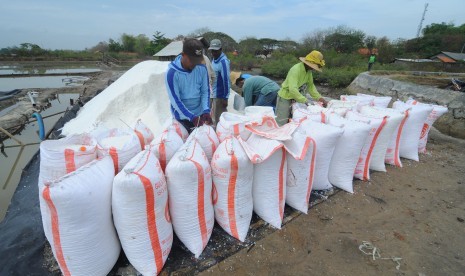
[
  {"x1": 153, "y1": 40, "x2": 183, "y2": 61},
  {"x1": 429, "y1": 52, "x2": 465, "y2": 63}
]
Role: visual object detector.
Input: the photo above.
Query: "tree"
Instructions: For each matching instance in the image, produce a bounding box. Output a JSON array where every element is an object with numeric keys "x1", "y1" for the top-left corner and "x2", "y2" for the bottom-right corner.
[
  {"x1": 108, "y1": 38, "x2": 123, "y2": 52},
  {"x1": 237, "y1": 37, "x2": 262, "y2": 55},
  {"x1": 364, "y1": 36, "x2": 377, "y2": 52},
  {"x1": 201, "y1": 31, "x2": 237, "y2": 52},
  {"x1": 89, "y1": 41, "x2": 109, "y2": 53},
  {"x1": 149, "y1": 31, "x2": 171, "y2": 55},
  {"x1": 323, "y1": 26, "x2": 365, "y2": 53},
  {"x1": 187, "y1": 27, "x2": 211, "y2": 38},
  {"x1": 121, "y1": 33, "x2": 136, "y2": 52}
]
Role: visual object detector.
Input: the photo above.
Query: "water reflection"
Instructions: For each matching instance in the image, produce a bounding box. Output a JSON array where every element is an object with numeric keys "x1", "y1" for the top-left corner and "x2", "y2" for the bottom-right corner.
[
  {"x1": 0, "y1": 76, "x2": 89, "y2": 91},
  {"x1": 0, "y1": 65, "x2": 101, "y2": 75},
  {"x1": 0, "y1": 93, "x2": 79, "y2": 222}
]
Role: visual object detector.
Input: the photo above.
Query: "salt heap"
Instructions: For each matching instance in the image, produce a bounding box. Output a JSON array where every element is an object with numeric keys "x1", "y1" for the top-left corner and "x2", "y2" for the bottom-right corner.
[{"x1": 62, "y1": 61, "x2": 171, "y2": 137}]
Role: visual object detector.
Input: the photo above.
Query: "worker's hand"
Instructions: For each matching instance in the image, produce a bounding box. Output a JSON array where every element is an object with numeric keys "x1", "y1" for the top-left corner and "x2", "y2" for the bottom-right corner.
[
  {"x1": 192, "y1": 116, "x2": 201, "y2": 127},
  {"x1": 318, "y1": 97, "x2": 328, "y2": 108},
  {"x1": 222, "y1": 100, "x2": 228, "y2": 109},
  {"x1": 201, "y1": 113, "x2": 213, "y2": 125}
]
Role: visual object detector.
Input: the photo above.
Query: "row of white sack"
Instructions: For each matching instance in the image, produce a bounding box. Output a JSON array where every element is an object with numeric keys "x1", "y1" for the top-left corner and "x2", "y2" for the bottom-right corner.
[
  {"x1": 37, "y1": 96, "x2": 447, "y2": 275},
  {"x1": 37, "y1": 116, "x2": 311, "y2": 276}
]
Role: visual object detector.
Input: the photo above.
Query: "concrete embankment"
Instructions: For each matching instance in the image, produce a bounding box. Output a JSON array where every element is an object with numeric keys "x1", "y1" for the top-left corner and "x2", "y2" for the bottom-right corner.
[{"x1": 347, "y1": 72, "x2": 465, "y2": 139}]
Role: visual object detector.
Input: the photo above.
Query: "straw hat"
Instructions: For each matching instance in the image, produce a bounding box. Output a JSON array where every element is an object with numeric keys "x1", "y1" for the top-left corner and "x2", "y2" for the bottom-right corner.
[
  {"x1": 299, "y1": 50, "x2": 325, "y2": 72},
  {"x1": 230, "y1": 71, "x2": 242, "y2": 85}
]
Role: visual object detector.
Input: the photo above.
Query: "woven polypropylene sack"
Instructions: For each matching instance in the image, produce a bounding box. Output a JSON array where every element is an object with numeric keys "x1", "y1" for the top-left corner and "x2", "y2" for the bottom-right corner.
[
  {"x1": 341, "y1": 95, "x2": 374, "y2": 111},
  {"x1": 283, "y1": 126, "x2": 316, "y2": 213},
  {"x1": 113, "y1": 147, "x2": 172, "y2": 275},
  {"x1": 345, "y1": 111, "x2": 387, "y2": 181},
  {"x1": 211, "y1": 136, "x2": 253, "y2": 241},
  {"x1": 238, "y1": 134, "x2": 286, "y2": 229},
  {"x1": 360, "y1": 106, "x2": 404, "y2": 171},
  {"x1": 39, "y1": 133, "x2": 98, "y2": 184},
  {"x1": 40, "y1": 156, "x2": 120, "y2": 276},
  {"x1": 187, "y1": 125, "x2": 220, "y2": 163},
  {"x1": 406, "y1": 99, "x2": 448, "y2": 153},
  {"x1": 151, "y1": 127, "x2": 184, "y2": 173},
  {"x1": 216, "y1": 112, "x2": 252, "y2": 143},
  {"x1": 327, "y1": 113, "x2": 371, "y2": 193},
  {"x1": 133, "y1": 119, "x2": 155, "y2": 150},
  {"x1": 299, "y1": 120, "x2": 343, "y2": 190},
  {"x1": 393, "y1": 101, "x2": 433, "y2": 161},
  {"x1": 165, "y1": 139, "x2": 214, "y2": 258},
  {"x1": 357, "y1": 93, "x2": 392, "y2": 108},
  {"x1": 95, "y1": 128, "x2": 141, "y2": 174},
  {"x1": 163, "y1": 118, "x2": 189, "y2": 142}
]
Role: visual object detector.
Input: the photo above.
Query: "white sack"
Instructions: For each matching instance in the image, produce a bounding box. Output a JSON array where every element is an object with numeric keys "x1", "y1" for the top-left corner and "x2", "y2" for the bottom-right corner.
[
  {"x1": 211, "y1": 136, "x2": 253, "y2": 241},
  {"x1": 345, "y1": 111, "x2": 387, "y2": 181},
  {"x1": 40, "y1": 156, "x2": 120, "y2": 276},
  {"x1": 283, "y1": 126, "x2": 316, "y2": 213},
  {"x1": 165, "y1": 139, "x2": 214, "y2": 258},
  {"x1": 341, "y1": 95, "x2": 374, "y2": 111},
  {"x1": 163, "y1": 118, "x2": 189, "y2": 142},
  {"x1": 133, "y1": 119, "x2": 155, "y2": 150},
  {"x1": 244, "y1": 106, "x2": 275, "y2": 118},
  {"x1": 113, "y1": 148, "x2": 172, "y2": 276},
  {"x1": 187, "y1": 125, "x2": 220, "y2": 163},
  {"x1": 95, "y1": 128, "x2": 141, "y2": 174},
  {"x1": 216, "y1": 112, "x2": 252, "y2": 143},
  {"x1": 238, "y1": 134, "x2": 286, "y2": 229},
  {"x1": 327, "y1": 113, "x2": 371, "y2": 193},
  {"x1": 357, "y1": 93, "x2": 392, "y2": 108},
  {"x1": 406, "y1": 99, "x2": 448, "y2": 153},
  {"x1": 393, "y1": 100, "x2": 433, "y2": 161},
  {"x1": 359, "y1": 106, "x2": 404, "y2": 172},
  {"x1": 151, "y1": 127, "x2": 184, "y2": 173},
  {"x1": 299, "y1": 120, "x2": 344, "y2": 190},
  {"x1": 39, "y1": 133, "x2": 98, "y2": 184}
]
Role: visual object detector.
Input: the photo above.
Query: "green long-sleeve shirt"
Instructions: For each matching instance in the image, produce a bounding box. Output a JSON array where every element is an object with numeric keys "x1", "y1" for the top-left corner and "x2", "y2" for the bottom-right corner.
[
  {"x1": 242, "y1": 76, "x2": 280, "y2": 106},
  {"x1": 277, "y1": 62, "x2": 322, "y2": 103}
]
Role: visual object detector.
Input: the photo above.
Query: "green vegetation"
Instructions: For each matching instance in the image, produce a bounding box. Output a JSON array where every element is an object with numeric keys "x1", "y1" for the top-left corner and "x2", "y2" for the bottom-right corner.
[{"x1": 1, "y1": 22, "x2": 464, "y2": 88}]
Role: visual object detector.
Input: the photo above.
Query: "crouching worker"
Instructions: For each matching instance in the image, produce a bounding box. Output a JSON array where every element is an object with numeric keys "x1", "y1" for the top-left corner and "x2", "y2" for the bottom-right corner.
[
  {"x1": 234, "y1": 75, "x2": 279, "y2": 108},
  {"x1": 275, "y1": 50, "x2": 328, "y2": 126},
  {"x1": 165, "y1": 38, "x2": 213, "y2": 133}
]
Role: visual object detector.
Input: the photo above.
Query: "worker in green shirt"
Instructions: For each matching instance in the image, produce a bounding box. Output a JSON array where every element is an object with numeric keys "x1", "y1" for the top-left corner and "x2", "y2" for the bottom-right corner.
[
  {"x1": 235, "y1": 76, "x2": 279, "y2": 108},
  {"x1": 275, "y1": 50, "x2": 327, "y2": 126},
  {"x1": 368, "y1": 53, "x2": 376, "y2": 71}
]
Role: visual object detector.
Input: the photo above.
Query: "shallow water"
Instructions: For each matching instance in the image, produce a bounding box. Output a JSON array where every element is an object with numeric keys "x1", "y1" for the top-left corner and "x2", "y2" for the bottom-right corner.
[{"x1": 0, "y1": 93, "x2": 79, "y2": 222}]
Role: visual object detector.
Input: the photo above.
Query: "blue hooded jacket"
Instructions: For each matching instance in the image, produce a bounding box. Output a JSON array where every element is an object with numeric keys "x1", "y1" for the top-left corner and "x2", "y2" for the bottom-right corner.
[
  {"x1": 165, "y1": 55, "x2": 210, "y2": 121},
  {"x1": 211, "y1": 52, "x2": 231, "y2": 99}
]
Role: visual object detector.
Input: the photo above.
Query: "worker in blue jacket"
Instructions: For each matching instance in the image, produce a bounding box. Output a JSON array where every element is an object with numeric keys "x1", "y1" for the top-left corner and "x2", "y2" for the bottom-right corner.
[
  {"x1": 209, "y1": 39, "x2": 231, "y2": 126},
  {"x1": 165, "y1": 38, "x2": 213, "y2": 133}
]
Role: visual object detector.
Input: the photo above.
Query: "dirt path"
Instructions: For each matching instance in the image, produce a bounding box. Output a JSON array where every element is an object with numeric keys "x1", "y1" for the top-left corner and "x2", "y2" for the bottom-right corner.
[{"x1": 201, "y1": 128, "x2": 465, "y2": 275}]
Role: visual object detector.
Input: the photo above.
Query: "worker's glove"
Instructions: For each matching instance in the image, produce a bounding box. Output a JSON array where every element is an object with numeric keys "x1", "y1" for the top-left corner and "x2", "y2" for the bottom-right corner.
[
  {"x1": 192, "y1": 116, "x2": 201, "y2": 127},
  {"x1": 318, "y1": 97, "x2": 328, "y2": 108},
  {"x1": 201, "y1": 113, "x2": 213, "y2": 125}
]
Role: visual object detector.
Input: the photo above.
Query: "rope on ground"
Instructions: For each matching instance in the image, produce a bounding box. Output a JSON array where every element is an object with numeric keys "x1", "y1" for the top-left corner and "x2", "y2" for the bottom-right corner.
[{"x1": 359, "y1": 241, "x2": 402, "y2": 270}]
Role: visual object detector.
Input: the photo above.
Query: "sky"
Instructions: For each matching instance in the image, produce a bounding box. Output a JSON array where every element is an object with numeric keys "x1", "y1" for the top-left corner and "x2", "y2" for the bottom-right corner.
[{"x1": 1, "y1": 0, "x2": 464, "y2": 50}]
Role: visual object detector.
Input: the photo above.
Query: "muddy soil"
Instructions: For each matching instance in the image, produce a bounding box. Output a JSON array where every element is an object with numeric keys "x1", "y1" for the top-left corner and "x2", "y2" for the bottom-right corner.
[{"x1": 201, "y1": 129, "x2": 465, "y2": 275}]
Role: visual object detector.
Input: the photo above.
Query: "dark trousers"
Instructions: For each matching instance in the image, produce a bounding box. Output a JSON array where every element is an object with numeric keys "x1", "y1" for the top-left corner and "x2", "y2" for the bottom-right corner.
[{"x1": 178, "y1": 119, "x2": 195, "y2": 134}]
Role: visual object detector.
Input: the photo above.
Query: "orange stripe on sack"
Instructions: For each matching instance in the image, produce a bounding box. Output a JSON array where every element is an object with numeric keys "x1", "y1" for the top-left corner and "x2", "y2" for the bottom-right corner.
[
  {"x1": 134, "y1": 173, "x2": 164, "y2": 273},
  {"x1": 174, "y1": 122, "x2": 182, "y2": 138},
  {"x1": 190, "y1": 159, "x2": 208, "y2": 248},
  {"x1": 395, "y1": 110, "x2": 409, "y2": 167},
  {"x1": 363, "y1": 117, "x2": 387, "y2": 180},
  {"x1": 321, "y1": 112, "x2": 326, "y2": 123},
  {"x1": 109, "y1": 147, "x2": 119, "y2": 174},
  {"x1": 43, "y1": 187, "x2": 71, "y2": 276},
  {"x1": 135, "y1": 130, "x2": 145, "y2": 150},
  {"x1": 306, "y1": 138, "x2": 317, "y2": 204},
  {"x1": 233, "y1": 124, "x2": 239, "y2": 137},
  {"x1": 64, "y1": 149, "x2": 76, "y2": 174},
  {"x1": 278, "y1": 148, "x2": 286, "y2": 221},
  {"x1": 227, "y1": 153, "x2": 239, "y2": 239},
  {"x1": 159, "y1": 142, "x2": 167, "y2": 173}
]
